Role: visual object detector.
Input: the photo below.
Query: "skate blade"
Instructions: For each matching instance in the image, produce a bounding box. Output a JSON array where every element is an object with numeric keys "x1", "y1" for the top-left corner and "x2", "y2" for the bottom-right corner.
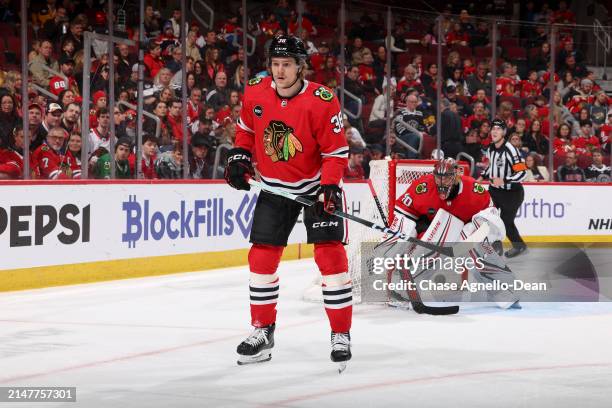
[
  {"x1": 338, "y1": 362, "x2": 347, "y2": 374},
  {"x1": 237, "y1": 351, "x2": 272, "y2": 365}
]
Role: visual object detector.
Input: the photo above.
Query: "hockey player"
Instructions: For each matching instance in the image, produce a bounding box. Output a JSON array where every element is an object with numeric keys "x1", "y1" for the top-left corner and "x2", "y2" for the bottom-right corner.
[
  {"x1": 387, "y1": 157, "x2": 519, "y2": 308},
  {"x1": 224, "y1": 35, "x2": 352, "y2": 368}
]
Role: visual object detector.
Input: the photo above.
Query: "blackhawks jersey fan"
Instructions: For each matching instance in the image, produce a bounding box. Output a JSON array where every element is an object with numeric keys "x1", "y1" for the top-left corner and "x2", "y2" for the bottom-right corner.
[{"x1": 224, "y1": 35, "x2": 352, "y2": 370}]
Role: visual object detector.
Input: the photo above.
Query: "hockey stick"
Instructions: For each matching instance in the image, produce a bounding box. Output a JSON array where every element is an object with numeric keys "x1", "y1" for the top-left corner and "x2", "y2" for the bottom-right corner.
[
  {"x1": 364, "y1": 179, "x2": 459, "y2": 315},
  {"x1": 247, "y1": 179, "x2": 455, "y2": 257}
]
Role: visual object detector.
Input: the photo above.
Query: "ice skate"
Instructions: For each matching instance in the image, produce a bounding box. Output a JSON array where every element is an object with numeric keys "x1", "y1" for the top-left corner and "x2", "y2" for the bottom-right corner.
[
  {"x1": 331, "y1": 331, "x2": 351, "y2": 373},
  {"x1": 237, "y1": 323, "x2": 275, "y2": 365}
]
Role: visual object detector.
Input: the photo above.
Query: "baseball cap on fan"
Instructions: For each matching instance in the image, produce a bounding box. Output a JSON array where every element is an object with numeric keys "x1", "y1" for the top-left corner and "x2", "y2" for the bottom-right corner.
[{"x1": 47, "y1": 102, "x2": 63, "y2": 113}]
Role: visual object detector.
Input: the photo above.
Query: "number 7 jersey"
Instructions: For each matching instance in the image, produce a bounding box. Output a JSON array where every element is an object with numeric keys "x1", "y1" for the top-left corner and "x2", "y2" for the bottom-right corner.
[{"x1": 235, "y1": 76, "x2": 348, "y2": 195}]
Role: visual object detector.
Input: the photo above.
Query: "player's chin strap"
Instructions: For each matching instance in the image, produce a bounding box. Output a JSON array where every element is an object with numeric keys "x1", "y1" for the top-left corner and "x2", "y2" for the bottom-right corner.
[{"x1": 248, "y1": 178, "x2": 463, "y2": 258}]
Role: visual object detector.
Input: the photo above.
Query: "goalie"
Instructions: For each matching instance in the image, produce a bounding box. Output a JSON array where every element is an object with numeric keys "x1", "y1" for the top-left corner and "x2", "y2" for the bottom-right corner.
[{"x1": 382, "y1": 157, "x2": 520, "y2": 309}]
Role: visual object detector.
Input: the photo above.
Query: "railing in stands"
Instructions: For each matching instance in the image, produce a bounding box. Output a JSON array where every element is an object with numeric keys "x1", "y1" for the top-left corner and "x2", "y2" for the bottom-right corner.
[
  {"x1": 213, "y1": 143, "x2": 232, "y2": 179},
  {"x1": 191, "y1": 0, "x2": 214, "y2": 31},
  {"x1": 456, "y1": 152, "x2": 475, "y2": 177},
  {"x1": 594, "y1": 18, "x2": 611, "y2": 80},
  {"x1": 395, "y1": 118, "x2": 423, "y2": 156},
  {"x1": 30, "y1": 84, "x2": 58, "y2": 101},
  {"x1": 342, "y1": 88, "x2": 363, "y2": 121}
]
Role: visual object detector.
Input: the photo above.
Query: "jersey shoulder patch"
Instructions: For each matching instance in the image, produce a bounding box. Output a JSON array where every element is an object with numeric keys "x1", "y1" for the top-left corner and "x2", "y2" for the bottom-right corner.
[
  {"x1": 41, "y1": 146, "x2": 49, "y2": 152},
  {"x1": 414, "y1": 181, "x2": 428, "y2": 194},
  {"x1": 247, "y1": 76, "x2": 263, "y2": 86},
  {"x1": 472, "y1": 182, "x2": 486, "y2": 194},
  {"x1": 313, "y1": 86, "x2": 334, "y2": 102}
]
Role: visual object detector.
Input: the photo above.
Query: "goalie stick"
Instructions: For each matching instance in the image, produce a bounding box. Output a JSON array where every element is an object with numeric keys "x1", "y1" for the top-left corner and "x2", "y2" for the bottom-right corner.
[{"x1": 248, "y1": 179, "x2": 456, "y2": 257}]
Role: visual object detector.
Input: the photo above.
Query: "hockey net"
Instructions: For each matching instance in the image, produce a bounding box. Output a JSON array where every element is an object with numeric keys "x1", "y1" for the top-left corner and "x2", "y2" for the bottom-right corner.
[{"x1": 303, "y1": 159, "x2": 467, "y2": 303}]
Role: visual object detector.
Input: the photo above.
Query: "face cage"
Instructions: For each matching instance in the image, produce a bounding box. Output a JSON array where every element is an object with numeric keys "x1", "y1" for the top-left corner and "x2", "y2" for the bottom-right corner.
[{"x1": 434, "y1": 173, "x2": 456, "y2": 198}]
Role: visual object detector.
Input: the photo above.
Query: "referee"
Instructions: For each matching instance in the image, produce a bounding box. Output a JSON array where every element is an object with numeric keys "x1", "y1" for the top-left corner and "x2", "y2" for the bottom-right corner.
[{"x1": 478, "y1": 119, "x2": 528, "y2": 258}]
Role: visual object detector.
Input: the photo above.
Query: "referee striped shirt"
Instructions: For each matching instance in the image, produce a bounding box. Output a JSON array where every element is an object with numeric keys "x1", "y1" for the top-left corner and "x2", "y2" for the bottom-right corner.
[{"x1": 482, "y1": 141, "x2": 527, "y2": 190}]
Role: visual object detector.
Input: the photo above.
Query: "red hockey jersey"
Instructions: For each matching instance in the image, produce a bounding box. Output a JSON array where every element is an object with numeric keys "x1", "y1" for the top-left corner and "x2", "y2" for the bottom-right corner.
[
  {"x1": 0, "y1": 148, "x2": 23, "y2": 179},
  {"x1": 31, "y1": 143, "x2": 81, "y2": 179},
  {"x1": 395, "y1": 174, "x2": 493, "y2": 231},
  {"x1": 235, "y1": 76, "x2": 348, "y2": 195}
]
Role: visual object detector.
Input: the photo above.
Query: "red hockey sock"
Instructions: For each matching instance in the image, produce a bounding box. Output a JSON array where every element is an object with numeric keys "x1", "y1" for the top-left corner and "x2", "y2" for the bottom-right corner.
[
  {"x1": 248, "y1": 244, "x2": 284, "y2": 328},
  {"x1": 314, "y1": 241, "x2": 352, "y2": 333}
]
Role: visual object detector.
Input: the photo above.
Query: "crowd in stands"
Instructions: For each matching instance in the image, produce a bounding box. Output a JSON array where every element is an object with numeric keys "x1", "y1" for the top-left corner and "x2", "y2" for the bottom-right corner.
[{"x1": 0, "y1": 0, "x2": 610, "y2": 183}]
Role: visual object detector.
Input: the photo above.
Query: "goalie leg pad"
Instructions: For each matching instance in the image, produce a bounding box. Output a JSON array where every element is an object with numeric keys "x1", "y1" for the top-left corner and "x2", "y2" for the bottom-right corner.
[
  {"x1": 314, "y1": 242, "x2": 352, "y2": 333},
  {"x1": 248, "y1": 244, "x2": 284, "y2": 327}
]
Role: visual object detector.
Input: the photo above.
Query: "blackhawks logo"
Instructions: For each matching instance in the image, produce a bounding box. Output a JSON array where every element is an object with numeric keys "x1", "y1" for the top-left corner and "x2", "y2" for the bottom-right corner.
[
  {"x1": 314, "y1": 86, "x2": 334, "y2": 102},
  {"x1": 473, "y1": 183, "x2": 485, "y2": 194},
  {"x1": 415, "y1": 182, "x2": 428, "y2": 194},
  {"x1": 263, "y1": 121, "x2": 303, "y2": 162},
  {"x1": 248, "y1": 77, "x2": 263, "y2": 86}
]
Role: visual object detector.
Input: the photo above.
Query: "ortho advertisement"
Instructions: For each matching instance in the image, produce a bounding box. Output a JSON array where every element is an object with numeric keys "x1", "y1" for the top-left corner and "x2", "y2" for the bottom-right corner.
[{"x1": 0, "y1": 182, "x2": 610, "y2": 271}]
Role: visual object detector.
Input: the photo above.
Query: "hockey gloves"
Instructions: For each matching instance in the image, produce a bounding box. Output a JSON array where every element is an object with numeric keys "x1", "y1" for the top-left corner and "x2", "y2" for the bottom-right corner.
[
  {"x1": 225, "y1": 148, "x2": 255, "y2": 190},
  {"x1": 317, "y1": 184, "x2": 343, "y2": 215}
]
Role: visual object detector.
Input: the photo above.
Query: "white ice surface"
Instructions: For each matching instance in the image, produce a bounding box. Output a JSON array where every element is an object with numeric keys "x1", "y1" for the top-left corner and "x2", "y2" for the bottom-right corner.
[{"x1": 1, "y1": 258, "x2": 611, "y2": 408}]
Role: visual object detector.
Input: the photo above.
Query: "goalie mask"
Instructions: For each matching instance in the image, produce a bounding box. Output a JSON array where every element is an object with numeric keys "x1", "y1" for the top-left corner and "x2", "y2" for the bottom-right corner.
[{"x1": 433, "y1": 158, "x2": 459, "y2": 200}]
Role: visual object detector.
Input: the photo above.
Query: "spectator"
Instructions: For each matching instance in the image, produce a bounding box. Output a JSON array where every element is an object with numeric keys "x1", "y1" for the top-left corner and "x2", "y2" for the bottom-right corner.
[
  {"x1": 260, "y1": 12, "x2": 281, "y2": 37},
  {"x1": 557, "y1": 70, "x2": 578, "y2": 101},
  {"x1": 509, "y1": 132, "x2": 528, "y2": 158},
  {"x1": 144, "y1": 41, "x2": 164, "y2": 79},
  {"x1": 478, "y1": 119, "x2": 492, "y2": 148},
  {"x1": 31, "y1": 126, "x2": 80, "y2": 179},
  {"x1": 466, "y1": 62, "x2": 491, "y2": 96},
  {"x1": 524, "y1": 152, "x2": 550, "y2": 181},
  {"x1": 343, "y1": 114, "x2": 366, "y2": 148},
  {"x1": 144, "y1": 5, "x2": 161, "y2": 37},
  {"x1": 169, "y1": 7, "x2": 182, "y2": 37},
  {"x1": 471, "y1": 88, "x2": 491, "y2": 112},
  {"x1": 447, "y1": 68, "x2": 469, "y2": 97},
  {"x1": 146, "y1": 99, "x2": 171, "y2": 147},
  {"x1": 37, "y1": 102, "x2": 63, "y2": 143},
  {"x1": 562, "y1": 54, "x2": 587, "y2": 80},
  {"x1": 446, "y1": 22, "x2": 470, "y2": 46},
  {"x1": 437, "y1": 98, "x2": 463, "y2": 159},
  {"x1": 584, "y1": 149, "x2": 611, "y2": 182},
  {"x1": 60, "y1": 102, "x2": 80, "y2": 134},
  {"x1": 187, "y1": 87, "x2": 203, "y2": 125},
  {"x1": 166, "y1": 99, "x2": 185, "y2": 144},
  {"x1": 554, "y1": 123, "x2": 576, "y2": 155},
  {"x1": 8, "y1": 123, "x2": 25, "y2": 156},
  {"x1": 470, "y1": 20, "x2": 490, "y2": 48},
  {"x1": 59, "y1": 38, "x2": 76, "y2": 61},
  {"x1": 496, "y1": 100, "x2": 516, "y2": 129},
  {"x1": 496, "y1": 63, "x2": 518, "y2": 97},
  {"x1": 206, "y1": 71, "x2": 230, "y2": 111},
  {"x1": 463, "y1": 125, "x2": 483, "y2": 162},
  {"x1": 343, "y1": 147, "x2": 365, "y2": 180},
  {"x1": 27, "y1": 103, "x2": 45, "y2": 151},
  {"x1": 49, "y1": 56, "x2": 80, "y2": 97},
  {"x1": 287, "y1": 9, "x2": 317, "y2": 37},
  {"x1": 314, "y1": 55, "x2": 340, "y2": 89},
  {"x1": 130, "y1": 134, "x2": 158, "y2": 179},
  {"x1": 574, "y1": 119, "x2": 601, "y2": 156},
  {"x1": 520, "y1": 70, "x2": 542, "y2": 98},
  {"x1": 186, "y1": 30, "x2": 202, "y2": 62},
  {"x1": 523, "y1": 119, "x2": 548, "y2": 157},
  {"x1": 512, "y1": 118, "x2": 528, "y2": 140},
  {"x1": 155, "y1": 141, "x2": 184, "y2": 179},
  {"x1": 587, "y1": 91, "x2": 610, "y2": 130},
  {"x1": 29, "y1": 39, "x2": 59, "y2": 88},
  {"x1": 557, "y1": 38, "x2": 584, "y2": 71},
  {"x1": 41, "y1": 5, "x2": 68, "y2": 44},
  {"x1": 0, "y1": 94, "x2": 18, "y2": 148},
  {"x1": 66, "y1": 131, "x2": 81, "y2": 168},
  {"x1": 368, "y1": 85, "x2": 394, "y2": 133},
  {"x1": 202, "y1": 48, "x2": 225, "y2": 89},
  {"x1": 463, "y1": 101, "x2": 488, "y2": 133},
  {"x1": 61, "y1": 16, "x2": 85, "y2": 53},
  {"x1": 393, "y1": 94, "x2": 426, "y2": 159},
  {"x1": 556, "y1": 151, "x2": 585, "y2": 182},
  {"x1": 231, "y1": 64, "x2": 247, "y2": 93},
  {"x1": 188, "y1": 132, "x2": 214, "y2": 178},
  {"x1": 420, "y1": 63, "x2": 439, "y2": 101},
  {"x1": 116, "y1": 44, "x2": 136, "y2": 82},
  {"x1": 89, "y1": 90, "x2": 107, "y2": 129},
  {"x1": 57, "y1": 89, "x2": 76, "y2": 109},
  {"x1": 166, "y1": 46, "x2": 183, "y2": 74},
  {"x1": 357, "y1": 49, "x2": 376, "y2": 93},
  {"x1": 445, "y1": 85, "x2": 471, "y2": 117},
  {"x1": 397, "y1": 65, "x2": 423, "y2": 99},
  {"x1": 529, "y1": 42, "x2": 550, "y2": 74},
  {"x1": 0, "y1": 141, "x2": 22, "y2": 179},
  {"x1": 88, "y1": 107, "x2": 112, "y2": 159},
  {"x1": 350, "y1": 37, "x2": 367, "y2": 65}
]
